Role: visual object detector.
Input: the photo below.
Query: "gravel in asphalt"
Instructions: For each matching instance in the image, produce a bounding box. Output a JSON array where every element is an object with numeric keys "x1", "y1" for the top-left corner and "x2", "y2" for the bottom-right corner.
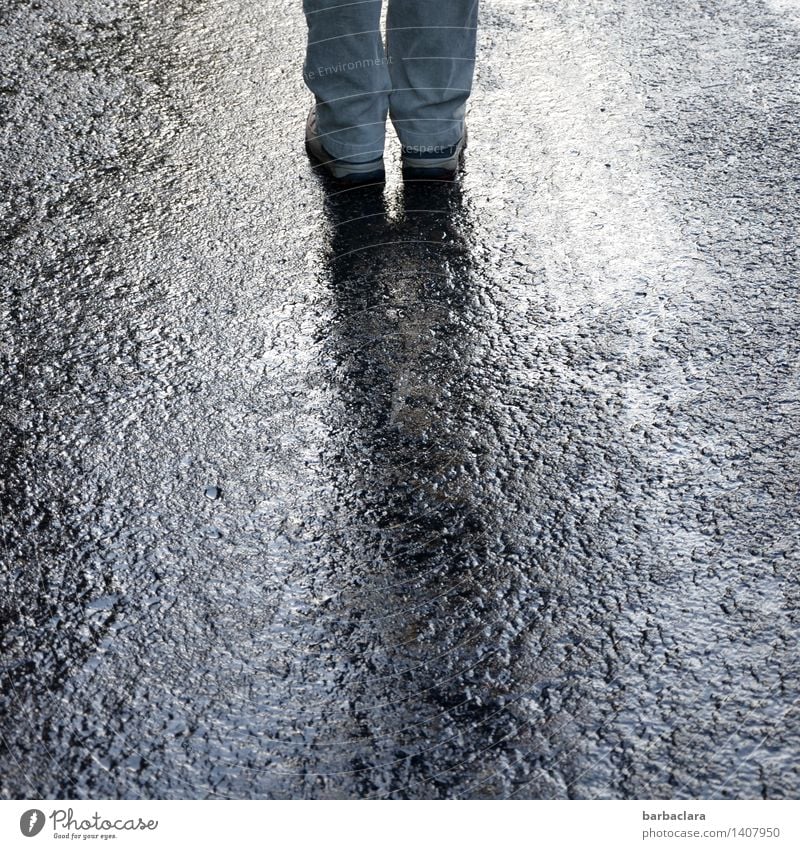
[{"x1": 1, "y1": 0, "x2": 799, "y2": 798}]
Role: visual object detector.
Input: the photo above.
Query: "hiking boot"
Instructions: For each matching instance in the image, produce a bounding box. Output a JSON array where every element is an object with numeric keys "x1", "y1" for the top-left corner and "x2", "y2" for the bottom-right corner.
[
  {"x1": 305, "y1": 107, "x2": 385, "y2": 185},
  {"x1": 401, "y1": 126, "x2": 467, "y2": 181}
]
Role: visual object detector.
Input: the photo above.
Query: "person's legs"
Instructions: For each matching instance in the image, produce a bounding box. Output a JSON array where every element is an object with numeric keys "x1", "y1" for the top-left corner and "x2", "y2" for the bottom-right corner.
[
  {"x1": 303, "y1": 0, "x2": 392, "y2": 163},
  {"x1": 385, "y1": 0, "x2": 479, "y2": 152}
]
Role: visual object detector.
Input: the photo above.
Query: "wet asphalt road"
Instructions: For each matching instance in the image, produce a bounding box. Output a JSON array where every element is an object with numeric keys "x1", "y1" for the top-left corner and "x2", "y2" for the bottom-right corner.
[{"x1": 1, "y1": 0, "x2": 799, "y2": 800}]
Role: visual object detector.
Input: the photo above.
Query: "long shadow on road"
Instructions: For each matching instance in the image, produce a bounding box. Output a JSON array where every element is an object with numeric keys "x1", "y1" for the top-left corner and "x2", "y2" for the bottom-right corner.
[{"x1": 262, "y1": 180, "x2": 586, "y2": 799}]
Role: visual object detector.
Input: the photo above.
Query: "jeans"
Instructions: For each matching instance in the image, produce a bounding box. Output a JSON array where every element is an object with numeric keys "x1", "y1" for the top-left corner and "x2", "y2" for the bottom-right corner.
[{"x1": 303, "y1": 0, "x2": 479, "y2": 162}]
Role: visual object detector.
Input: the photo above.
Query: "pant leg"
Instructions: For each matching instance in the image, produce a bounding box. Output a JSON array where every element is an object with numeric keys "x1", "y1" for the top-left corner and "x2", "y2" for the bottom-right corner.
[
  {"x1": 385, "y1": 0, "x2": 479, "y2": 150},
  {"x1": 303, "y1": 0, "x2": 392, "y2": 162}
]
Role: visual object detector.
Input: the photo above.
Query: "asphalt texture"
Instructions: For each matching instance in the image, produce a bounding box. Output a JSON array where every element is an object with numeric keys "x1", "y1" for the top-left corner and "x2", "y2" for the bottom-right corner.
[{"x1": 1, "y1": 0, "x2": 799, "y2": 800}]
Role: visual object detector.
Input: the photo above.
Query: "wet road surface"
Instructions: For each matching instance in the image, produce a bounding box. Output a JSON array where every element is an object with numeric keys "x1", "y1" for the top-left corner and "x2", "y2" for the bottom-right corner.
[{"x1": 1, "y1": 0, "x2": 799, "y2": 799}]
